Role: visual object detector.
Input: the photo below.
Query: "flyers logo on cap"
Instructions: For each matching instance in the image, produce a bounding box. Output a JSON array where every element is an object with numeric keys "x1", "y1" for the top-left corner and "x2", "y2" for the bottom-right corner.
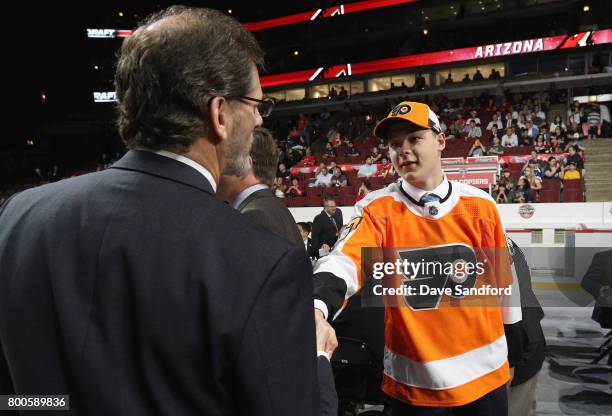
[{"x1": 391, "y1": 103, "x2": 412, "y2": 117}]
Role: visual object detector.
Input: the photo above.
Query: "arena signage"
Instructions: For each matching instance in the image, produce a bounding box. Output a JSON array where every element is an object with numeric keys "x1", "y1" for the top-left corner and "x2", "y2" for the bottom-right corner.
[
  {"x1": 474, "y1": 39, "x2": 544, "y2": 58},
  {"x1": 261, "y1": 29, "x2": 612, "y2": 88},
  {"x1": 93, "y1": 92, "x2": 116, "y2": 103},
  {"x1": 87, "y1": 29, "x2": 132, "y2": 38}
]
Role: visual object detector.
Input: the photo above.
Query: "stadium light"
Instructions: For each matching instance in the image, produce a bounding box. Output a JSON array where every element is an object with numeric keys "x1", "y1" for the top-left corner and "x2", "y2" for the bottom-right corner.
[
  {"x1": 583, "y1": 5, "x2": 589, "y2": 12},
  {"x1": 118, "y1": 12, "x2": 123, "y2": 17},
  {"x1": 94, "y1": 65, "x2": 99, "y2": 70},
  {"x1": 423, "y1": 29, "x2": 428, "y2": 35},
  {"x1": 228, "y1": 9, "x2": 232, "y2": 14}
]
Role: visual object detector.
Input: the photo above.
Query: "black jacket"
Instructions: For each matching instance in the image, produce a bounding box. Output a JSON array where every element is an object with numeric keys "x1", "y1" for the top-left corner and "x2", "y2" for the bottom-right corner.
[
  {"x1": 237, "y1": 187, "x2": 303, "y2": 248},
  {"x1": 506, "y1": 239, "x2": 546, "y2": 386},
  {"x1": 311, "y1": 210, "x2": 344, "y2": 256},
  {"x1": 0, "y1": 150, "x2": 327, "y2": 416}
]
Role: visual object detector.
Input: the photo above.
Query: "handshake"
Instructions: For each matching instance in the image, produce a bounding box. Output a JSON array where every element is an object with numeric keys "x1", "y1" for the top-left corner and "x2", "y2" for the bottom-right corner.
[{"x1": 315, "y1": 308, "x2": 338, "y2": 357}]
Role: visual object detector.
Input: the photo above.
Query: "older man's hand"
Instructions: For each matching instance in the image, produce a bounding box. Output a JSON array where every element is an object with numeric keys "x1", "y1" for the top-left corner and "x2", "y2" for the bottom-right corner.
[{"x1": 315, "y1": 308, "x2": 338, "y2": 357}]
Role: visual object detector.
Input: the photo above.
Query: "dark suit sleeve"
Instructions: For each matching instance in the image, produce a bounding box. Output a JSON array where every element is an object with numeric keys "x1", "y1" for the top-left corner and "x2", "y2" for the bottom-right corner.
[
  {"x1": 581, "y1": 252, "x2": 606, "y2": 299},
  {"x1": 316, "y1": 357, "x2": 338, "y2": 416},
  {"x1": 311, "y1": 216, "x2": 323, "y2": 254},
  {"x1": 0, "y1": 337, "x2": 15, "y2": 396},
  {"x1": 236, "y1": 247, "x2": 320, "y2": 416},
  {"x1": 0, "y1": 196, "x2": 16, "y2": 396}
]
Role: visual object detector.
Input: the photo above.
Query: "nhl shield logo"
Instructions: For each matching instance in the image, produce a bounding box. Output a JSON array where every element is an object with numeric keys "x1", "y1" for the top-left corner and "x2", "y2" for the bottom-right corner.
[
  {"x1": 391, "y1": 103, "x2": 412, "y2": 117},
  {"x1": 428, "y1": 205, "x2": 438, "y2": 216}
]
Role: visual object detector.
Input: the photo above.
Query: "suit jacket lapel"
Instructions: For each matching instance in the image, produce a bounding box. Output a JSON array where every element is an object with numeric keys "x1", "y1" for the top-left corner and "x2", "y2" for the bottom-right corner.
[{"x1": 110, "y1": 150, "x2": 215, "y2": 195}]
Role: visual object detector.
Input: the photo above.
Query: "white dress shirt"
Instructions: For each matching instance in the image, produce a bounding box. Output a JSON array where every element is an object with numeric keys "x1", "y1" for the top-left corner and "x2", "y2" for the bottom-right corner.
[{"x1": 232, "y1": 183, "x2": 269, "y2": 210}]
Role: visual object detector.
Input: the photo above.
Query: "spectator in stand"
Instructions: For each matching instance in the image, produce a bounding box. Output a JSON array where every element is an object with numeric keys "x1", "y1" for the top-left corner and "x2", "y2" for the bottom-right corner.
[
  {"x1": 297, "y1": 113, "x2": 310, "y2": 146},
  {"x1": 444, "y1": 73, "x2": 453, "y2": 85},
  {"x1": 462, "y1": 73, "x2": 471, "y2": 83},
  {"x1": 523, "y1": 151, "x2": 545, "y2": 175},
  {"x1": 549, "y1": 114, "x2": 566, "y2": 134},
  {"x1": 327, "y1": 161, "x2": 339, "y2": 176},
  {"x1": 525, "y1": 120, "x2": 539, "y2": 142},
  {"x1": 466, "y1": 110, "x2": 481, "y2": 127},
  {"x1": 314, "y1": 163, "x2": 327, "y2": 176},
  {"x1": 520, "y1": 128, "x2": 532, "y2": 146},
  {"x1": 287, "y1": 126, "x2": 306, "y2": 151},
  {"x1": 567, "y1": 102, "x2": 582, "y2": 126},
  {"x1": 330, "y1": 169, "x2": 348, "y2": 187},
  {"x1": 566, "y1": 125, "x2": 583, "y2": 143},
  {"x1": 587, "y1": 103, "x2": 601, "y2": 139},
  {"x1": 338, "y1": 86, "x2": 348, "y2": 100},
  {"x1": 498, "y1": 169, "x2": 514, "y2": 188},
  {"x1": 313, "y1": 167, "x2": 333, "y2": 187},
  {"x1": 285, "y1": 177, "x2": 303, "y2": 197},
  {"x1": 355, "y1": 179, "x2": 372, "y2": 202},
  {"x1": 344, "y1": 142, "x2": 360, "y2": 158},
  {"x1": 377, "y1": 137, "x2": 389, "y2": 151},
  {"x1": 600, "y1": 103, "x2": 610, "y2": 137},
  {"x1": 534, "y1": 135, "x2": 547, "y2": 153},
  {"x1": 486, "y1": 114, "x2": 503, "y2": 132},
  {"x1": 277, "y1": 163, "x2": 291, "y2": 180},
  {"x1": 299, "y1": 148, "x2": 316, "y2": 167},
  {"x1": 466, "y1": 120, "x2": 482, "y2": 140},
  {"x1": 487, "y1": 125, "x2": 502, "y2": 143},
  {"x1": 414, "y1": 73, "x2": 426, "y2": 90},
  {"x1": 521, "y1": 166, "x2": 542, "y2": 197},
  {"x1": 378, "y1": 157, "x2": 394, "y2": 177},
  {"x1": 322, "y1": 143, "x2": 337, "y2": 160},
  {"x1": 513, "y1": 178, "x2": 533, "y2": 203},
  {"x1": 329, "y1": 87, "x2": 338, "y2": 99},
  {"x1": 473, "y1": 69, "x2": 484, "y2": 81},
  {"x1": 564, "y1": 145, "x2": 584, "y2": 169},
  {"x1": 357, "y1": 157, "x2": 378, "y2": 178},
  {"x1": 502, "y1": 127, "x2": 518, "y2": 147},
  {"x1": 272, "y1": 176, "x2": 287, "y2": 197},
  {"x1": 370, "y1": 146, "x2": 383, "y2": 163},
  {"x1": 539, "y1": 125, "x2": 550, "y2": 143},
  {"x1": 329, "y1": 131, "x2": 342, "y2": 148},
  {"x1": 488, "y1": 137, "x2": 505, "y2": 156},
  {"x1": 549, "y1": 136, "x2": 563, "y2": 154},
  {"x1": 543, "y1": 157, "x2": 562, "y2": 181},
  {"x1": 533, "y1": 105, "x2": 546, "y2": 125},
  {"x1": 563, "y1": 161, "x2": 581, "y2": 180},
  {"x1": 488, "y1": 68, "x2": 499, "y2": 79},
  {"x1": 281, "y1": 148, "x2": 301, "y2": 168},
  {"x1": 504, "y1": 112, "x2": 514, "y2": 129},
  {"x1": 494, "y1": 183, "x2": 510, "y2": 204},
  {"x1": 468, "y1": 138, "x2": 487, "y2": 157}
]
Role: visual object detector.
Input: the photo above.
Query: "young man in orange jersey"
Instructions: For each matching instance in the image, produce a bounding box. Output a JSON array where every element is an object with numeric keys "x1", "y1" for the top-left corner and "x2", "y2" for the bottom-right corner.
[{"x1": 313, "y1": 101, "x2": 522, "y2": 415}]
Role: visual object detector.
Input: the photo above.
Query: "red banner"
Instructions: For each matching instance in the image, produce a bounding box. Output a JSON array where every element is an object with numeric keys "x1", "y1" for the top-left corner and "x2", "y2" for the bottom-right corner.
[
  {"x1": 260, "y1": 29, "x2": 612, "y2": 88},
  {"x1": 499, "y1": 153, "x2": 567, "y2": 165}
]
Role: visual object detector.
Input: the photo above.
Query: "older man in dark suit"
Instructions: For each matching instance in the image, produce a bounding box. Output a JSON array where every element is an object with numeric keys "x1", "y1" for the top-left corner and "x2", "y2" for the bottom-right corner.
[
  {"x1": 0, "y1": 7, "x2": 335, "y2": 416},
  {"x1": 218, "y1": 127, "x2": 303, "y2": 247},
  {"x1": 311, "y1": 195, "x2": 344, "y2": 257}
]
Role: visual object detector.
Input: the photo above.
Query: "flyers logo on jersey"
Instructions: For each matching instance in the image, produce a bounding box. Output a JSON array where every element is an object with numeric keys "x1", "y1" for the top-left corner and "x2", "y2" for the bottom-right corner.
[
  {"x1": 390, "y1": 103, "x2": 412, "y2": 117},
  {"x1": 337, "y1": 216, "x2": 362, "y2": 243}
]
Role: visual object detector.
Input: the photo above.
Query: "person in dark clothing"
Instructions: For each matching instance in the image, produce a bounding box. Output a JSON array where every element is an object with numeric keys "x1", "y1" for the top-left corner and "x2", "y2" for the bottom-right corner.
[
  {"x1": 218, "y1": 127, "x2": 304, "y2": 248},
  {"x1": 311, "y1": 195, "x2": 343, "y2": 257},
  {"x1": 506, "y1": 238, "x2": 546, "y2": 416}
]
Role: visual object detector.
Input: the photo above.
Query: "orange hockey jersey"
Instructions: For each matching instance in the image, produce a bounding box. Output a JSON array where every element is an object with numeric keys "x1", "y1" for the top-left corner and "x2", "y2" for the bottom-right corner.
[{"x1": 313, "y1": 177, "x2": 521, "y2": 407}]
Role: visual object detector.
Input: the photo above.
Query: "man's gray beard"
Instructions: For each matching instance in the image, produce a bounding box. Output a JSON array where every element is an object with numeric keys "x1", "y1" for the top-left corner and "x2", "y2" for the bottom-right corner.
[{"x1": 222, "y1": 151, "x2": 250, "y2": 177}]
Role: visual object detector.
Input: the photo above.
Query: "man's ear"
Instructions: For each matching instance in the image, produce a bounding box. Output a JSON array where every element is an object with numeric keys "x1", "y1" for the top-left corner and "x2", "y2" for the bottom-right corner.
[
  {"x1": 437, "y1": 132, "x2": 446, "y2": 151},
  {"x1": 209, "y1": 96, "x2": 231, "y2": 143}
]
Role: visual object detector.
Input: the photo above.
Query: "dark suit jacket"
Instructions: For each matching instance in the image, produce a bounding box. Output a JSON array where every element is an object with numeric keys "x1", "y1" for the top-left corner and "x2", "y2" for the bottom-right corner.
[
  {"x1": 237, "y1": 188, "x2": 303, "y2": 248},
  {"x1": 311, "y1": 210, "x2": 344, "y2": 256},
  {"x1": 581, "y1": 250, "x2": 612, "y2": 299},
  {"x1": 0, "y1": 150, "x2": 324, "y2": 416}
]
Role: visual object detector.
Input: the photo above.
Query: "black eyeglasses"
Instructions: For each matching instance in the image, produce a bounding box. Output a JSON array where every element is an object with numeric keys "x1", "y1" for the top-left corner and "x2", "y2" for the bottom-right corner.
[{"x1": 238, "y1": 95, "x2": 275, "y2": 118}]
